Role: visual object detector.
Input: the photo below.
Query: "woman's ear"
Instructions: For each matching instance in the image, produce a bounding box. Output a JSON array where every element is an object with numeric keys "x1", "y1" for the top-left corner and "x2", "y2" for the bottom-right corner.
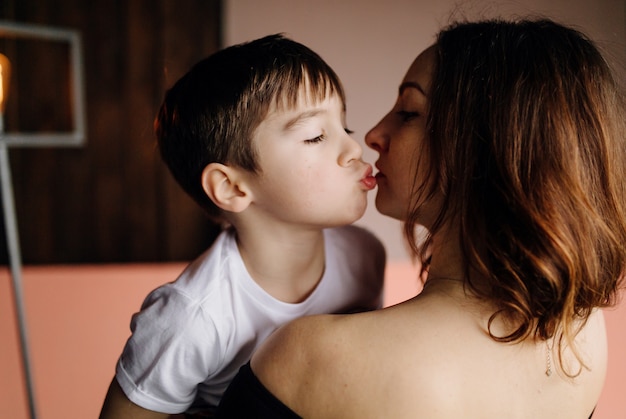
[{"x1": 201, "y1": 163, "x2": 253, "y2": 213}]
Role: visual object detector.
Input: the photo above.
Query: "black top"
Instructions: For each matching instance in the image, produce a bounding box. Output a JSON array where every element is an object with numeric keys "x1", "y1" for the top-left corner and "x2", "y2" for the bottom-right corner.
[
  {"x1": 216, "y1": 363, "x2": 596, "y2": 419},
  {"x1": 216, "y1": 362, "x2": 301, "y2": 418}
]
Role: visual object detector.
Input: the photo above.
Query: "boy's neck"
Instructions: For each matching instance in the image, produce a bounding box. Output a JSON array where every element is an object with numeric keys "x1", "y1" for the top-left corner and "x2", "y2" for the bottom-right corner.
[{"x1": 234, "y1": 222, "x2": 327, "y2": 304}]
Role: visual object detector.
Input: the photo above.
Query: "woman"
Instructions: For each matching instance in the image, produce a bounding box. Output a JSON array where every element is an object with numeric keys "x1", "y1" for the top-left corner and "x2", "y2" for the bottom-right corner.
[{"x1": 216, "y1": 18, "x2": 626, "y2": 418}]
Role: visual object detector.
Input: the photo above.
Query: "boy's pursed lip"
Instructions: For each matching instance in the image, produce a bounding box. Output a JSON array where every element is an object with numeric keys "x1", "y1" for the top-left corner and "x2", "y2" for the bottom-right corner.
[{"x1": 360, "y1": 165, "x2": 377, "y2": 190}]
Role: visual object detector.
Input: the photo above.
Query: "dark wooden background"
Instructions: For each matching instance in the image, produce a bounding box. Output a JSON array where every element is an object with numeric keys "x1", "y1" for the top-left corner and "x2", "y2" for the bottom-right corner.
[{"x1": 0, "y1": 0, "x2": 222, "y2": 264}]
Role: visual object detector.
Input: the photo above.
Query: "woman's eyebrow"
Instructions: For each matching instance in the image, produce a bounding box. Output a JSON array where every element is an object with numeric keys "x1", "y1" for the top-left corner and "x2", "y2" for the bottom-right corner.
[{"x1": 399, "y1": 81, "x2": 426, "y2": 96}]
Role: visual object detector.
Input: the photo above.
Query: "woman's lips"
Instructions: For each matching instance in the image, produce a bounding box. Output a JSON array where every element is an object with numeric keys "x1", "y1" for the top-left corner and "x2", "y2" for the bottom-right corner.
[{"x1": 374, "y1": 165, "x2": 386, "y2": 181}]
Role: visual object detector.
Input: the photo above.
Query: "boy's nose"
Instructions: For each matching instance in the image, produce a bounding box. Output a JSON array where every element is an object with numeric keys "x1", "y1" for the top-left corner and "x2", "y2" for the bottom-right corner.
[{"x1": 339, "y1": 132, "x2": 363, "y2": 166}]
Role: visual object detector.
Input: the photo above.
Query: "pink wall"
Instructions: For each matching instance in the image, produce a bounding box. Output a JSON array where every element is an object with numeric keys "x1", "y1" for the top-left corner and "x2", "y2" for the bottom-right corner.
[{"x1": 1, "y1": 264, "x2": 624, "y2": 418}]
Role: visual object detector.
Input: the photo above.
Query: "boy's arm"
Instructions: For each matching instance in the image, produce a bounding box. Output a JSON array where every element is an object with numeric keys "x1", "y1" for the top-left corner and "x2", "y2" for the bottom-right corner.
[{"x1": 99, "y1": 377, "x2": 171, "y2": 419}]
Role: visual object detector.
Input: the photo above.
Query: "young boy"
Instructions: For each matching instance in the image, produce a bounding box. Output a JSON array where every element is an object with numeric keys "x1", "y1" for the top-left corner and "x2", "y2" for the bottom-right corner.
[{"x1": 99, "y1": 34, "x2": 385, "y2": 418}]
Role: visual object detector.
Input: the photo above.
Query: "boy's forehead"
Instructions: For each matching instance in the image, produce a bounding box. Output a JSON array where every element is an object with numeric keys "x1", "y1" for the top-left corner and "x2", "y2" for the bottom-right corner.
[{"x1": 262, "y1": 91, "x2": 346, "y2": 129}]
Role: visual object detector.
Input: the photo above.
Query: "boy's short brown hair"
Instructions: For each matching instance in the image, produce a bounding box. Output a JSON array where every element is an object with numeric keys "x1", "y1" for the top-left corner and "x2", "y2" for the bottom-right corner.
[{"x1": 155, "y1": 34, "x2": 346, "y2": 221}]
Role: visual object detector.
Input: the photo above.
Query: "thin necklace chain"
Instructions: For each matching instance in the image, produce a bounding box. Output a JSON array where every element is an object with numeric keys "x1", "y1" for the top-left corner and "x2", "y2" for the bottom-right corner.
[{"x1": 545, "y1": 337, "x2": 554, "y2": 377}]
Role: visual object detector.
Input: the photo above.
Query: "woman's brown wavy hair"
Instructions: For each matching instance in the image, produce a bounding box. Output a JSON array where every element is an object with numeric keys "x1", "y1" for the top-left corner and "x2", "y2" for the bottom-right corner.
[{"x1": 406, "y1": 18, "x2": 626, "y2": 374}]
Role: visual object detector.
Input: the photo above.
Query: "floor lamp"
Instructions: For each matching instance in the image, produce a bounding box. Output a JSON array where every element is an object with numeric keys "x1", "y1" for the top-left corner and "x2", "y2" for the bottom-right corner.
[{"x1": 0, "y1": 20, "x2": 86, "y2": 419}]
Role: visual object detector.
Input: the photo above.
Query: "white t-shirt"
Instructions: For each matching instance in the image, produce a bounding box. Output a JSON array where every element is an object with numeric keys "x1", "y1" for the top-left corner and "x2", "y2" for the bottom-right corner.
[{"x1": 115, "y1": 225, "x2": 385, "y2": 414}]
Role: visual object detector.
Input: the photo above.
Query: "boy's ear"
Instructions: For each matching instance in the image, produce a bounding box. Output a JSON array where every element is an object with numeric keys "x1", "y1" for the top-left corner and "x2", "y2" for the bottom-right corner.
[{"x1": 201, "y1": 163, "x2": 253, "y2": 213}]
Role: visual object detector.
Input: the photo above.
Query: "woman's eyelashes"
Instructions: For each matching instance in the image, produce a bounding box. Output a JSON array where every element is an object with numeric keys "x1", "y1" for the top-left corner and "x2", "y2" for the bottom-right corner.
[{"x1": 396, "y1": 110, "x2": 419, "y2": 122}]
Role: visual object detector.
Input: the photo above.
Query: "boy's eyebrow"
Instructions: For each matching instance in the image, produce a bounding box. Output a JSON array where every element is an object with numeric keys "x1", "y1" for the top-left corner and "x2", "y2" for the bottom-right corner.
[
  {"x1": 283, "y1": 109, "x2": 326, "y2": 131},
  {"x1": 399, "y1": 81, "x2": 426, "y2": 96}
]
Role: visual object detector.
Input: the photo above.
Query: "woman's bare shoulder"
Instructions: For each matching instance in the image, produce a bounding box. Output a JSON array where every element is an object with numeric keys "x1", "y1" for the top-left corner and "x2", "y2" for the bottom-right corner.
[
  {"x1": 247, "y1": 283, "x2": 607, "y2": 418},
  {"x1": 249, "y1": 301, "x2": 454, "y2": 417},
  {"x1": 250, "y1": 313, "x2": 354, "y2": 415},
  {"x1": 251, "y1": 312, "x2": 358, "y2": 382}
]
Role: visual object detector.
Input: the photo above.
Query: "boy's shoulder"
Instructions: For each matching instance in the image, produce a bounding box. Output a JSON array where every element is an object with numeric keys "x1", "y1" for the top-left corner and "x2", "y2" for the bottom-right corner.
[
  {"x1": 326, "y1": 224, "x2": 383, "y2": 245},
  {"x1": 325, "y1": 224, "x2": 387, "y2": 264},
  {"x1": 155, "y1": 228, "x2": 238, "y2": 299},
  {"x1": 325, "y1": 225, "x2": 386, "y2": 305}
]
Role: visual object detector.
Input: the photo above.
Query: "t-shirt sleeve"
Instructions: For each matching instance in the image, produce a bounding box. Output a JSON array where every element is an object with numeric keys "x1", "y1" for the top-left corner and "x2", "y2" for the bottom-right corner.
[{"x1": 115, "y1": 286, "x2": 221, "y2": 414}]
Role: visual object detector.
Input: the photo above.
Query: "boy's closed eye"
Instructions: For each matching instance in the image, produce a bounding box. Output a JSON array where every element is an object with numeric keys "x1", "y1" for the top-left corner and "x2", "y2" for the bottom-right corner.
[
  {"x1": 304, "y1": 127, "x2": 354, "y2": 144},
  {"x1": 305, "y1": 134, "x2": 326, "y2": 144}
]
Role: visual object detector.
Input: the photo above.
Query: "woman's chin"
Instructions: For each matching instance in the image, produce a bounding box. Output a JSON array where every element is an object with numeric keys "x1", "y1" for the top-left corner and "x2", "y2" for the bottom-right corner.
[{"x1": 374, "y1": 200, "x2": 405, "y2": 221}]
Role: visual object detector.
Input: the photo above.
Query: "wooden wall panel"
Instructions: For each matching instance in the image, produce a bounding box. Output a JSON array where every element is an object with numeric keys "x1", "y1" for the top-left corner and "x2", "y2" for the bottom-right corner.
[{"x1": 0, "y1": 0, "x2": 222, "y2": 263}]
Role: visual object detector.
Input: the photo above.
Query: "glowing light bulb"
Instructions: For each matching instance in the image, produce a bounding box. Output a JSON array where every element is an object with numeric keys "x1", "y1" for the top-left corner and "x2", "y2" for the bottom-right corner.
[{"x1": 0, "y1": 53, "x2": 10, "y2": 114}]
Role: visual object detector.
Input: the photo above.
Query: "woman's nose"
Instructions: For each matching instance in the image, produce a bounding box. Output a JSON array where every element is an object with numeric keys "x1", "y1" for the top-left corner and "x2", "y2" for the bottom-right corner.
[{"x1": 365, "y1": 119, "x2": 387, "y2": 153}]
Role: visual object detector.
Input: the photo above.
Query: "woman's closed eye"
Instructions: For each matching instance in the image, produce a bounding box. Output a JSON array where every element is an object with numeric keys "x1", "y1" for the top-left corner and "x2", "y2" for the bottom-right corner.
[{"x1": 396, "y1": 111, "x2": 419, "y2": 122}]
